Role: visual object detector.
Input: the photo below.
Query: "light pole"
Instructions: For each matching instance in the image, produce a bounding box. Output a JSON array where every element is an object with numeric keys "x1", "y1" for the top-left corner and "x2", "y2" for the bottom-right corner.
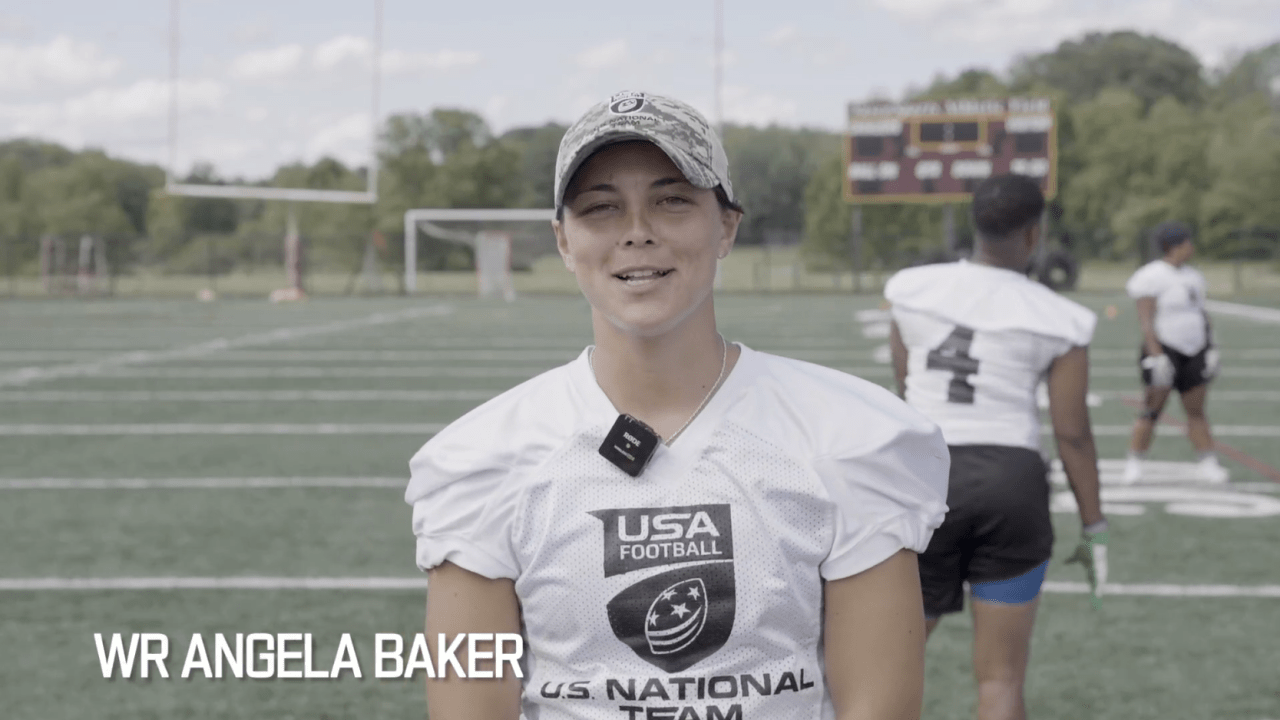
[{"x1": 714, "y1": 0, "x2": 724, "y2": 134}]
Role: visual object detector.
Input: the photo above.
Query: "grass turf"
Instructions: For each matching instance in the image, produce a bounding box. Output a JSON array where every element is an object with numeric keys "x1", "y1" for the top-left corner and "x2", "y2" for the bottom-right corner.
[{"x1": 1, "y1": 292, "x2": 1277, "y2": 719}]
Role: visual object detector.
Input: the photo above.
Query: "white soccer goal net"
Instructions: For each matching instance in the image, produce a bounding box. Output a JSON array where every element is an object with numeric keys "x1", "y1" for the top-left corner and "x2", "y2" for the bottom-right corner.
[{"x1": 403, "y1": 208, "x2": 556, "y2": 298}]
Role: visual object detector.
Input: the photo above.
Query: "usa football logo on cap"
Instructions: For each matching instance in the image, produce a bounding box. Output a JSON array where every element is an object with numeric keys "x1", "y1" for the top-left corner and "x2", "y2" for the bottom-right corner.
[{"x1": 609, "y1": 91, "x2": 647, "y2": 115}]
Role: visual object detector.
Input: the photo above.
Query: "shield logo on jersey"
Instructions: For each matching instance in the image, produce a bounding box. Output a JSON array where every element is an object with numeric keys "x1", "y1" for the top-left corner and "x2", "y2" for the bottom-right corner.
[{"x1": 606, "y1": 563, "x2": 735, "y2": 673}]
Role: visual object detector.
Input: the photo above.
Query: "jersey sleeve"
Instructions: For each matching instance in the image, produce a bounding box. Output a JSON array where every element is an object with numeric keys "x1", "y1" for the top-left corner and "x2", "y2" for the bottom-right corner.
[
  {"x1": 1125, "y1": 265, "x2": 1160, "y2": 298},
  {"x1": 406, "y1": 429, "x2": 522, "y2": 580},
  {"x1": 813, "y1": 402, "x2": 950, "y2": 581}
]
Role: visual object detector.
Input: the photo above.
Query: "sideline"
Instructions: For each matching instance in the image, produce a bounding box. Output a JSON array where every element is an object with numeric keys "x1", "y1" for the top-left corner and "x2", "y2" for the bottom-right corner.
[{"x1": 0, "y1": 304, "x2": 453, "y2": 388}]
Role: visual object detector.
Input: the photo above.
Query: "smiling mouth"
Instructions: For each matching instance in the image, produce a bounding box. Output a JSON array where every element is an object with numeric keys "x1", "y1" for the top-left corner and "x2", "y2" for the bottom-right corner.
[{"x1": 614, "y1": 269, "x2": 673, "y2": 284}]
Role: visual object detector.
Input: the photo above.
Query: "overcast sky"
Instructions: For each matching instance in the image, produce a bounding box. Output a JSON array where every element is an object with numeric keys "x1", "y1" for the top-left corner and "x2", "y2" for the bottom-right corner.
[{"x1": 1, "y1": 0, "x2": 1276, "y2": 180}]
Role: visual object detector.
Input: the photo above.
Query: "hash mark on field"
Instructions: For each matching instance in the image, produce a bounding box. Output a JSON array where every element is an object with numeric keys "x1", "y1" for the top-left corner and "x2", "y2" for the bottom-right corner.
[
  {"x1": 0, "y1": 477, "x2": 404, "y2": 489},
  {"x1": 0, "y1": 424, "x2": 444, "y2": 436},
  {"x1": 0, "y1": 304, "x2": 453, "y2": 388}
]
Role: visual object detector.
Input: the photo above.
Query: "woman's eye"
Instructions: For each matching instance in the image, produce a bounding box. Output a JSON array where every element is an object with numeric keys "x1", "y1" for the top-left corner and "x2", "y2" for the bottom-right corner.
[
  {"x1": 660, "y1": 195, "x2": 692, "y2": 207},
  {"x1": 582, "y1": 203, "x2": 615, "y2": 214}
]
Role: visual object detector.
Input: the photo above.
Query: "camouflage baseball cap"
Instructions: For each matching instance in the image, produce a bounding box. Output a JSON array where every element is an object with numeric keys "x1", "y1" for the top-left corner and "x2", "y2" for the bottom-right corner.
[{"x1": 554, "y1": 91, "x2": 736, "y2": 211}]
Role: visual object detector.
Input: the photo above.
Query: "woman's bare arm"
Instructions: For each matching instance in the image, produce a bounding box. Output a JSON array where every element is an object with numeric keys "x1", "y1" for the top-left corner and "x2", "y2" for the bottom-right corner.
[
  {"x1": 824, "y1": 549, "x2": 926, "y2": 720},
  {"x1": 1047, "y1": 345, "x2": 1104, "y2": 527},
  {"x1": 1135, "y1": 297, "x2": 1162, "y2": 356},
  {"x1": 424, "y1": 561, "x2": 523, "y2": 720}
]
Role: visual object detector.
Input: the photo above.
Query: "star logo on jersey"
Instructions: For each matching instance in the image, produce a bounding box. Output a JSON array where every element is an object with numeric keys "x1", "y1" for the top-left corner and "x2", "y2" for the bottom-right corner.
[
  {"x1": 646, "y1": 578, "x2": 707, "y2": 656},
  {"x1": 606, "y1": 563, "x2": 735, "y2": 673}
]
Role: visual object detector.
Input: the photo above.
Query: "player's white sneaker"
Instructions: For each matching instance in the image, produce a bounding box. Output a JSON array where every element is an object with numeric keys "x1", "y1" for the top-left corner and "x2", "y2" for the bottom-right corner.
[
  {"x1": 1121, "y1": 456, "x2": 1143, "y2": 485},
  {"x1": 1196, "y1": 456, "x2": 1230, "y2": 484}
]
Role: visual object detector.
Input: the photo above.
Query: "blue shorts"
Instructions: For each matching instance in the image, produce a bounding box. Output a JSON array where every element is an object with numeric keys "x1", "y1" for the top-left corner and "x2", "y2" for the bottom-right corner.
[{"x1": 970, "y1": 560, "x2": 1049, "y2": 605}]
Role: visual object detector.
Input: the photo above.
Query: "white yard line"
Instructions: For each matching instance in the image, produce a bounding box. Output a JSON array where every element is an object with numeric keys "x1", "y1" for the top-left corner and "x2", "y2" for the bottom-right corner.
[
  {"x1": 0, "y1": 304, "x2": 453, "y2": 388},
  {"x1": 0, "y1": 577, "x2": 428, "y2": 591},
  {"x1": 86, "y1": 366, "x2": 548, "y2": 379},
  {"x1": 16, "y1": 363, "x2": 1273, "y2": 380},
  {"x1": 1089, "y1": 366, "x2": 1280, "y2": 378},
  {"x1": 0, "y1": 390, "x2": 498, "y2": 402},
  {"x1": 1206, "y1": 300, "x2": 1280, "y2": 325},
  {"x1": 4, "y1": 423, "x2": 1277, "y2": 437},
  {"x1": 0, "y1": 576, "x2": 1275, "y2": 596},
  {"x1": 173, "y1": 350, "x2": 577, "y2": 362},
  {"x1": 11, "y1": 475, "x2": 1272, "y2": 489},
  {"x1": 1043, "y1": 581, "x2": 1280, "y2": 598},
  {"x1": 0, "y1": 477, "x2": 404, "y2": 489},
  {"x1": 8, "y1": 347, "x2": 1280, "y2": 364},
  {"x1": 1091, "y1": 390, "x2": 1280, "y2": 401},
  {"x1": 1064, "y1": 425, "x2": 1280, "y2": 438},
  {"x1": 8, "y1": 475, "x2": 1267, "y2": 492},
  {"x1": 0, "y1": 424, "x2": 444, "y2": 436}
]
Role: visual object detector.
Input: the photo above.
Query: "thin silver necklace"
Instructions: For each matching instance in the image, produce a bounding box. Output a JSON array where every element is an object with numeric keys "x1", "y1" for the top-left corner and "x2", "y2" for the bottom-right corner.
[{"x1": 590, "y1": 333, "x2": 729, "y2": 446}]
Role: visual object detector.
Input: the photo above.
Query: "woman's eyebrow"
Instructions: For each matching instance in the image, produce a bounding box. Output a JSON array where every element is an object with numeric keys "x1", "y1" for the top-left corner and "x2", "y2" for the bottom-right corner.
[{"x1": 651, "y1": 177, "x2": 692, "y2": 189}]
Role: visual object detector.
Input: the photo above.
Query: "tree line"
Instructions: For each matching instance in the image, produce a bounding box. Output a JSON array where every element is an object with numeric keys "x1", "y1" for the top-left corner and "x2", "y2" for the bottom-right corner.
[{"x1": 0, "y1": 31, "x2": 1276, "y2": 282}]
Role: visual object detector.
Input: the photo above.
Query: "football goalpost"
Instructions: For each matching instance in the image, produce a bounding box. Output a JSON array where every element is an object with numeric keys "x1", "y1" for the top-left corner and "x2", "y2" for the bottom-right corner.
[
  {"x1": 403, "y1": 208, "x2": 556, "y2": 298},
  {"x1": 163, "y1": 0, "x2": 383, "y2": 298}
]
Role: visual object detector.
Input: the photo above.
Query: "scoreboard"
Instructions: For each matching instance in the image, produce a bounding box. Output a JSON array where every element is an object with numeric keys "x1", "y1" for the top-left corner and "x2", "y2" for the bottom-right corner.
[{"x1": 844, "y1": 97, "x2": 1057, "y2": 204}]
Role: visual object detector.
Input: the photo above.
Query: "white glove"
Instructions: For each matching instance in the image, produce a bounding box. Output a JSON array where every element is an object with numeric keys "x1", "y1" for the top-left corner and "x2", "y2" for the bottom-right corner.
[
  {"x1": 1203, "y1": 347, "x2": 1220, "y2": 380},
  {"x1": 1141, "y1": 354, "x2": 1175, "y2": 387}
]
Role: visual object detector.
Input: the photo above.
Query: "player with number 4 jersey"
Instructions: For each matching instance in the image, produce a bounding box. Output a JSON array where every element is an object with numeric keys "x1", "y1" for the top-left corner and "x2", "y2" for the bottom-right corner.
[{"x1": 885, "y1": 174, "x2": 1108, "y2": 720}]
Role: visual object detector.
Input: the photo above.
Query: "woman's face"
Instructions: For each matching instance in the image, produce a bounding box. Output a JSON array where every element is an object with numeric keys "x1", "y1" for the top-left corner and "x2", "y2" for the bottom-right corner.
[
  {"x1": 1166, "y1": 239, "x2": 1195, "y2": 264},
  {"x1": 553, "y1": 141, "x2": 741, "y2": 338}
]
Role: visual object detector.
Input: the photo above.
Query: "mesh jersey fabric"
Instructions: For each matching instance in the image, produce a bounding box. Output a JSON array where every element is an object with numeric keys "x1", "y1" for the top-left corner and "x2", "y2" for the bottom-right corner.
[
  {"x1": 405, "y1": 344, "x2": 949, "y2": 720},
  {"x1": 885, "y1": 260, "x2": 1098, "y2": 450},
  {"x1": 1125, "y1": 259, "x2": 1209, "y2": 356}
]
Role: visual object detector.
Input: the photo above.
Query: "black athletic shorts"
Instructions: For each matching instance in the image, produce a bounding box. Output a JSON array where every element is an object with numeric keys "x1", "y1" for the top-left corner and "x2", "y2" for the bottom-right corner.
[
  {"x1": 919, "y1": 444, "x2": 1054, "y2": 617},
  {"x1": 1139, "y1": 343, "x2": 1211, "y2": 394}
]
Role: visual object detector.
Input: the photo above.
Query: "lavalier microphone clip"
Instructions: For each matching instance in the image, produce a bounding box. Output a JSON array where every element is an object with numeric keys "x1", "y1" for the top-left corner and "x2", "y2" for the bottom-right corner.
[{"x1": 599, "y1": 414, "x2": 660, "y2": 477}]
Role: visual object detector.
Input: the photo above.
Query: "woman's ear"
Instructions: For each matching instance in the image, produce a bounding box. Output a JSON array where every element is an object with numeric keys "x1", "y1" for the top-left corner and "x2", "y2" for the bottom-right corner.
[
  {"x1": 552, "y1": 219, "x2": 576, "y2": 271},
  {"x1": 718, "y1": 209, "x2": 743, "y2": 259}
]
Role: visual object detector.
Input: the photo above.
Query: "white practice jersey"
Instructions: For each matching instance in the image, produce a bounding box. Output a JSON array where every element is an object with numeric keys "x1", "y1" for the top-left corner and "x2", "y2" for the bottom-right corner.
[
  {"x1": 885, "y1": 261, "x2": 1096, "y2": 451},
  {"x1": 1125, "y1": 260, "x2": 1209, "y2": 355},
  {"x1": 406, "y1": 344, "x2": 949, "y2": 720}
]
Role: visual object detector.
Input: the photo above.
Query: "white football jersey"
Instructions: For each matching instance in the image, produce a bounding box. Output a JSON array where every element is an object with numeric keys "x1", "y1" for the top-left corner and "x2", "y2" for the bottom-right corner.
[
  {"x1": 1125, "y1": 260, "x2": 1209, "y2": 355},
  {"x1": 406, "y1": 344, "x2": 949, "y2": 720},
  {"x1": 885, "y1": 261, "x2": 1096, "y2": 451}
]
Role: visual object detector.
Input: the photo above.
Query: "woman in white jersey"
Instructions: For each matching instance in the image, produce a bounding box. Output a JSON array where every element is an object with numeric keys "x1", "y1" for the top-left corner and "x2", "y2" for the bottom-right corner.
[
  {"x1": 1122, "y1": 221, "x2": 1226, "y2": 484},
  {"x1": 885, "y1": 174, "x2": 1107, "y2": 720},
  {"x1": 406, "y1": 91, "x2": 949, "y2": 720}
]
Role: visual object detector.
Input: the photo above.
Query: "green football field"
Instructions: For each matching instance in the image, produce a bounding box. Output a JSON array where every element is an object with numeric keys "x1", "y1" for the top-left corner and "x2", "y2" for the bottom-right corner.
[{"x1": 1, "y1": 292, "x2": 1277, "y2": 720}]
